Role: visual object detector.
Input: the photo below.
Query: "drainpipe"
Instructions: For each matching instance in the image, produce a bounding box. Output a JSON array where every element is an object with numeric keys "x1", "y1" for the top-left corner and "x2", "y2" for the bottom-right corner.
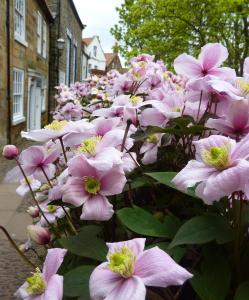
[{"x1": 6, "y1": 0, "x2": 11, "y2": 144}]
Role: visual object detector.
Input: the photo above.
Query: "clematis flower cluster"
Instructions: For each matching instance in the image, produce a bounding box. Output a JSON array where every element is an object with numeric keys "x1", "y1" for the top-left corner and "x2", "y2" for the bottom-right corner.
[{"x1": 4, "y1": 42, "x2": 249, "y2": 299}]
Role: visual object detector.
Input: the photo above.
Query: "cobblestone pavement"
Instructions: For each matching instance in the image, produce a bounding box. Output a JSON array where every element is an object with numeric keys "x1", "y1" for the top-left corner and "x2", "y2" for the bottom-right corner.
[{"x1": 0, "y1": 140, "x2": 42, "y2": 299}]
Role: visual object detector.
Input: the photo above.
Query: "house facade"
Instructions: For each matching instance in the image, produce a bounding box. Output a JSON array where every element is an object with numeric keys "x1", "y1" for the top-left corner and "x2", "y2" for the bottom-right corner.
[
  {"x1": 47, "y1": 0, "x2": 85, "y2": 112},
  {"x1": 83, "y1": 36, "x2": 106, "y2": 76},
  {"x1": 81, "y1": 40, "x2": 90, "y2": 80},
  {"x1": 0, "y1": 0, "x2": 53, "y2": 145},
  {"x1": 105, "y1": 52, "x2": 122, "y2": 72}
]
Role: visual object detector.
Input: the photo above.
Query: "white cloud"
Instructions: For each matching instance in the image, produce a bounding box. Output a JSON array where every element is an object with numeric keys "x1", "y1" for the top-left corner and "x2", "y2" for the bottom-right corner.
[{"x1": 73, "y1": 0, "x2": 124, "y2": 53}]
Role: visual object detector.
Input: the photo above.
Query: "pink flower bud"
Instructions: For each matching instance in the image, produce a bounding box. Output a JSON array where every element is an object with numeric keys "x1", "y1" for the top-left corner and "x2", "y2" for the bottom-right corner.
[
  {"x1": 27, "y1": 225, "x2": 50, "y2": 245},
  {"x1": 2, "y1": 145, "x2": 19, "y2": 160},
  {"x1": 27, "y1": 206, "x2": 40, "y2": 218}
]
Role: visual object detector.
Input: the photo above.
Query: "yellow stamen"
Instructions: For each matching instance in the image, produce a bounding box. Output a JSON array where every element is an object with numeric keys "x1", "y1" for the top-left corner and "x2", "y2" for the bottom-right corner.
[
  {"x1": 84, "y1": 176, "x2": 101, "y2": 194},
  {"x1": 76, "y1": 136, "x2": 102, "y2": 156},
  {"x1": 26, "y1": 268, "x2": 46, "y2": 294},
  {"x1": 236, "y1": 79, "x2": 249, "y2": 97},
  {"x1": 202, "y1": 144, "x2": 230, "y2": 170},
  {"x1": 45, "y1": 120, "x2": 68, "y2": 131}
]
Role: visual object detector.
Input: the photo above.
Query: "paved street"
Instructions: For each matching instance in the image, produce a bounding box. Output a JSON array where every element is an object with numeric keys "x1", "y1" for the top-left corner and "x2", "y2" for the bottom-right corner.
[{"x1": 0, "y1": 143, "x2": 38, "y2": 299}]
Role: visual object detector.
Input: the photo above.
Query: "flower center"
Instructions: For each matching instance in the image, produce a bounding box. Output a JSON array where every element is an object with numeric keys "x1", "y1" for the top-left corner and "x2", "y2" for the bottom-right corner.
[
  {"x1": 202, "y1": 145, "x2": 230, "y2": 170},
  {"x1": 129, "y1": 95, "x2": 143, "y2": 106},
  {"x1": 77, "y1": 136, "x2": 102, "y2": 156},
  {"x1": 108, "y1": 246, "x2": 136, "y2": 278},
  {"x1": 147, "y1": 134, "x2": 158, "y2": 144},
  {"x1": 45, "y1": 120, "x2": 68, "y2": 131},
  {"x1": 47, "y1": 205, "x2": 57, "y2": 213},
  {"x1": 26, "y1": 269, "x2": 47, "y2": 294},
  {"x1": 84, "y1": 176, "x2": 101, "y2": 194},
  {"x1": 172, "y1": 107, "x2": 181, "y2": 112},
  {"x1": 236, "y1": 80, "x2": 249, "y2": 97}
]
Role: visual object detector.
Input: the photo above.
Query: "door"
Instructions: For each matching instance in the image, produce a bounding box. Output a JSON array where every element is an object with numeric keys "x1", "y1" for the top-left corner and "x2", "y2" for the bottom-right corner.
[{"x1": 28, "y1": 77, "x2": 42, "y2": 130}]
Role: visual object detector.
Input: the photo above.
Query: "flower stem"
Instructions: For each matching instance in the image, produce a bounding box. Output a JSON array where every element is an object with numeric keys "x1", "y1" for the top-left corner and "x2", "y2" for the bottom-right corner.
[
  {"x1": 59, "y1": 137, "x2": 67, "y2": 163},
  {"x1": 40, "y1": 166, "x2": 53, "y2": 188},
  {"x1": 61, "y1": 206, "x2": 78, "y2": 234},
  {"x1": 15, "y1": 159, "x2": 52, "y2": 227},
  {"x1": 121, "y1": 119, "x2": 132, "y2": 152},
  {"x1": 0, "y1": 225, "x2": 37, "y2": 268}
]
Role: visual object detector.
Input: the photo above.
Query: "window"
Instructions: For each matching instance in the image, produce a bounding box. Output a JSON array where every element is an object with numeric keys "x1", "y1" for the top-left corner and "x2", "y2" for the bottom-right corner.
[
  {"x1": 37, "y1": 12, "x2": 42, "y2": 54},
  {"x1": 14, "y1": 0, "x2": 26, "y2": 42},
  {"x1": 66, "y1": 35, "x2": 72, "y2": 85},
  {"x1": 93, "y1": 45, "x2": 97, "y2": 57},
  {"x1": 73, "y1": 45, "x2": 77, "y2": 82},
  {"x1": 13, "y1": 68, "x2": 25, "y2": 123},
  {"x1": 42, "y1": 20, "x2": 47, "y2": 58},
  {"x1": 94, "y1": 65, "x2": 98, "y2": 69},
  {"x1": 89, "y1": 64, "x2": 92, "y2": 70}
]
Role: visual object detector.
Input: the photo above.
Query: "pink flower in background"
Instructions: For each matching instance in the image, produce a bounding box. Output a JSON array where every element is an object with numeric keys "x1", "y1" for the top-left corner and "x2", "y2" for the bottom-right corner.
[
  {"x1": 89, "y1": 238, "x2": 192, "y2": 300},
  {"x1": 38, "y1": 201, "x2": 68, "y2": 227},
  {"x1": 15, "y1": 248, "x2": 67, "y2": 300},
  {"x1": 140, "y1": 134, "x2": 162, "y2": 165},
  {"x1": 172, "y1": 135, "x2": 249, "y2": 204},
  {"x1": 174, "y1": 43, "x2": 235, "y2": 80},
  {"x1": 16, "y1": 176, "x2": 41, "y2": 197},
  {"x1": 206, "y1": 99, "x2": 249, "y2": 138},
  {"x1": 62, "y1": 155, "x2": 126, "y2": 220}
]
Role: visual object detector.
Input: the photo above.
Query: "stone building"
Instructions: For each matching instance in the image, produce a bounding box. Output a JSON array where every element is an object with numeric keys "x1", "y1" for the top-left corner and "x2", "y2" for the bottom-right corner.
[
  {"x1": 104, "y1": 53, "x2": 122, "y2": 72},
  {"x1": 47, "y1": 0, "x2": 85, "y2": 112},
  {"x1": 0, "y1": 0, "x2": 53, "y2": 145}
]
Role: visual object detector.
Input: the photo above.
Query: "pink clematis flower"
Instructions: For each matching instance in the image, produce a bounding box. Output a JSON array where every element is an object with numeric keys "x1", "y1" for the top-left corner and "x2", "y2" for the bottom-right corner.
[
  {"x1": 172, "y1": 135, "x2": 249, "y2": 204},
  {"x1": 38, "y1": 201, "x2": 68, "y2": 227},
  {"x1": 16, "y1": 176, "x2": 41, "y2": 197},
  {"x1": 174, "y1": 43, "x2": 235, "y2": 81},
  {"x1": 140, "y1": 134, "x2": 162, "y2": 165},
  {"x1": 206, "y1": 99, "x2": 249, "y2": 138},
  {"x1": 62, "y1": 155, "x2": 126, "y2": 220},
  {"x1": 15, "y1": 248, "x2": 67, "y2": 300},
  {"x1": 89, "y1": 238, "x2": 192, "y2": 300}
]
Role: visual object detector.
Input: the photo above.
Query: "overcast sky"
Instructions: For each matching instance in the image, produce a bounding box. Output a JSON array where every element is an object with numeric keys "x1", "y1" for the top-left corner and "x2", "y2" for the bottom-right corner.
[{"x1": 73, "y1": 0, "x2": 124, "y2": 53}]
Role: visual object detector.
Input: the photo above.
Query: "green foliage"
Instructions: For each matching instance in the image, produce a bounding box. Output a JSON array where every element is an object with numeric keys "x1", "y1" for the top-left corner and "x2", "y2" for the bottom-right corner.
[
  {"x1": 64, "y1": 265, "x2": 95, "y2": 299},
  {"x1": 59, "y1": 225, "x2": 107, "y2": 261},
  {"x1": 170, "y1": 214, "x2": 233, "y2": 248},
  {"x1": 234, "y1": 281, "x2": 249, "y2": 300},
  {"x1": 112, "y1": 0, "x2": 249, "y2": 73}
]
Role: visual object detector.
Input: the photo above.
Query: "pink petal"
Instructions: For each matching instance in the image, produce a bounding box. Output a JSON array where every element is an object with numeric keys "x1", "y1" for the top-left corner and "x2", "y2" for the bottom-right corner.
[
  {"x1": 198, "y1": 43, "x2": 228, "y2": 70},
  {"x1": 232, "y1": 135, "x2": 249, "y2": 160},
  {"x1": 4, "y1": 166, "x2": 22, "y2": 182},
  {"x1": 99, "y1": 166, "x2": 126, "y2": 196},
  {"x1": 135, "y1": 247, "x2": 193, "y2": 287},
  {"x1": 174, "y1": 53, "x2": 202, "y2": 77},
  {"x1": 196, "y1": 159, "x2": 249, "y2": 204},
  {"x1": 141, "y1": 145, "x2": 158, "y2": 165},
  {"x1": 140, "y1": 108, "x2": 166, "y2": 127},
  {"x1": 228, "y1": 100, "x2": 249, "y2": 130},
  {"x1": 21, "y1": 146, "x2": 44, "y2": 166},
  {"x1": 62, "y1": 177, "x2": 89, "y2": 207},
  {"x1": 80, "y1": 195, "x2": 114, "y2": 221},
  {"x1": 105, "y1": 276, "x2": 146, "y2": 300},
  {"x1": 21, "y1": 129, "x2": 58, "y2": 142},
  {"x1": 43, "y1": 274, "x2": 63, "y2": 300},
  {"x1": 43, "y1": 248, "x2": 67, "y2": 281},
  {"x1": 106, "y1": 238, "x2": 146, "y2": 257},
  {"x1": 89, "y1": 262, "x2": 124, "y2": 300},
  {"x1": 43, "y1": 148, "x2": 60, "y2": 164},
  {"x1": 208, "y1": 67, "x2": 236, "y2": 80},
  {"x1": 68, "y1": 155, "x2": 97, "y2": 178},
  {"x1": 243, "y1": 57, "x2": 249, "y2": 75},
  {"x1": 172, "y1": 160, "x2": 214, "y2": 191},
  {"x1": 206, "y1": 118, "x2": 232, "y2": 135}
]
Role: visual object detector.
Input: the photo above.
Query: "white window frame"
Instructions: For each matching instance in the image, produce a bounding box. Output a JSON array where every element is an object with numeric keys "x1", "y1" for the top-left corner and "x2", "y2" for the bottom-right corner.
[
  {"x1": 14, "y1": 0, "x2": 27, "y2": 46},
  {"x1": 41, "y1": 78, "x2": 47, "y2": 112},
  {"x1": 72, "y1": 45, "x2": 77, "y2": 83},
  {"x1": 42, "y1": 19, "x2": 47, "y2": 59},
  {"x1": 37, "y1": 12, "x2": 42, "y2": 55},
  {"x1": 13, "y1": 68, "x2": 25, "y2": 125}
]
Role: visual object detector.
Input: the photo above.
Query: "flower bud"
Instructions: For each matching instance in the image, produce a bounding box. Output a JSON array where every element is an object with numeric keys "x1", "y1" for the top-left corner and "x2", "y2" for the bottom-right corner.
[
  {"x1": 27, "y1": 225, "x2": 50, "y2": 245},
  {"x1": 2, "y1": 145, "x2": 19, "y2": 160},
  {"x1": 27, "y1": 206, "x2": 40, "y2": 218}
]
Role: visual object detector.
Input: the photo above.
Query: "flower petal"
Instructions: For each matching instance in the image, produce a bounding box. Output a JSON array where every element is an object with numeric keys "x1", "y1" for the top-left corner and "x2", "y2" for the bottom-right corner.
[
  {"x1": 198, "y1": 43, "x2": 228, "y2": 70},
  {"x1": 99, "y1": 166, "x2": 126, "y2": 196},
  {"x1": 135, "y1": 247, "x2": 193, "y2": 287},
  {"x1": 106, "y1": 238, "x2": 146, "y2": 257},
  {"x1": 174, "y1": 53, "x2": 202, "y2": 77},
  {"x1": 68, "y1": 155, "x2": 97, "y2": 178},
  {"x1": 43, "y1": 248, "x2": 67, "y2": 281},
  {"x1": 43, "y1": 274, "x2": 63, "y2": 300},
  {"x1": 80, "y1": 195, "x2": 114, "y2": 221},
  {"x1": 62, "y1": 177, "x2": 89, "y2": 207}
]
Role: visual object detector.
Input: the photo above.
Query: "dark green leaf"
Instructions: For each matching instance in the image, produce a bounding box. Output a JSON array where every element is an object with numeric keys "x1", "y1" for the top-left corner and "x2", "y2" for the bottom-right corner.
[
  {"x1": 234, "y1": 281, "x2": 249, "y2": 300},
  {"x1": 117, "y1": 206, "x2": 172, "y2": 238},
  {"x1": 64, "y1": 265, "x2": 95, "y2": 299},
  {"x1": 169, "y1": 215, "x2": 233, "y2": 248},
  {"x1": 59, "y1": 225, "x2": 107, "y2": 261},
  {"x1": 191, "y1": 253, "x2": 231, "y2": 300}
]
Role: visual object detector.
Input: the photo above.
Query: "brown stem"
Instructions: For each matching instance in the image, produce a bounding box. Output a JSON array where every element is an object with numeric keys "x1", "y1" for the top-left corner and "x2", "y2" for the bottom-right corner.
[
  {"x1": 121, "y1": 119, "x2": 132, "y2": 152},
  {"x1": 40, "y1": 166, "x2": 53, "y2": 188},
  {"x1": 0, "y1": 225, "x2": 37, "y2": 268},
  {"x1": 59, "y1": 137, "x2": 67, "y2": 163}
]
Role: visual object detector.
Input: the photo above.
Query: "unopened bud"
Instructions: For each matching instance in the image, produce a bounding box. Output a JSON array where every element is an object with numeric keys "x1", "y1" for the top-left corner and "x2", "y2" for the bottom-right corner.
[
  {"x1": 27, "y1": 225, "x2": 50, "y2": 245},
  {"x1": 27, "y1": 206, "x2": 40, "y2": 218},
  {"x1": 2, "y1": 145, "x2": 19, "y2": 160}
]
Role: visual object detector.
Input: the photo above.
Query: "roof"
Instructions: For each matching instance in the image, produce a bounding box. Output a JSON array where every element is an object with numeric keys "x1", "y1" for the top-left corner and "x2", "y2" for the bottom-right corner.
[
  {"x1": 105, "y1": 53, "x2": 117, "y2": 66},
  {"x1": 82, "y1": 38, "x2": 93, "y2": 46},
  {"x1": 69, "y1": 0, "x2": 85, "y2": 29},
  {"x1": 37, "y1": 0, "x2": 54, "y2": 23}
]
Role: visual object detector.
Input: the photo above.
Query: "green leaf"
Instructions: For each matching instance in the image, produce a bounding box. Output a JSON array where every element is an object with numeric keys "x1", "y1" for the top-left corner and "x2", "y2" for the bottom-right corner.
[
  {"x1": 64, "y1": 265, "x2": 95, "y2": 299},
  {"x1": 191, "y1": 254, "x2": 231, "y2": 300},
  {"x1": 117, "y1": 206, "x2": 173, "y2": 238},
  {"x1": 234, "y1": 281, "x2": 249, "y2": 300},
  {"x1": 146, "y1": 171, "x2": 198, "y2": 198},
  {"x1": 169, "y1": 215, "x2": 233, "y2": 248},
  {"x1": 59, "y1": 225, "x2": 107, "y2": 261},
  {"x1": 147, "y1": 242, "x2": 186, "y2": 263}
]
